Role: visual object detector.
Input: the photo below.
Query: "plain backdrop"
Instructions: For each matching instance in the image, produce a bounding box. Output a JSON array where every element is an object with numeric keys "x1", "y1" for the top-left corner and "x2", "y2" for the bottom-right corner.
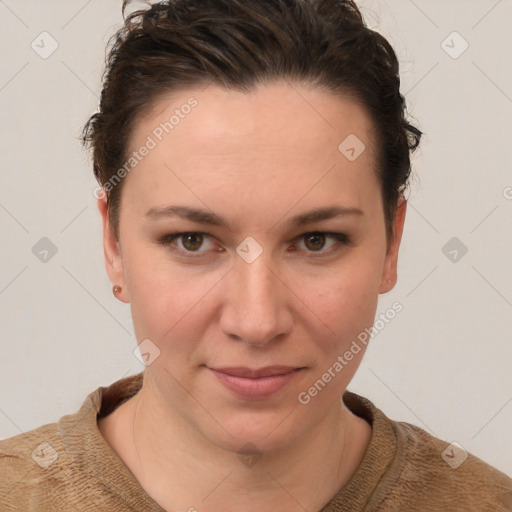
[{"x1": 0, "y1": 0, "x2": 511, "y2": 476}]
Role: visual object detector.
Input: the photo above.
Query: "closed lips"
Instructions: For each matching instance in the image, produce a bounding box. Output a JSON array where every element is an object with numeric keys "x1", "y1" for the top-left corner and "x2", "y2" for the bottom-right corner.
[{"x1": 210, "y1": 366, "x2": 302, "y2": 378}]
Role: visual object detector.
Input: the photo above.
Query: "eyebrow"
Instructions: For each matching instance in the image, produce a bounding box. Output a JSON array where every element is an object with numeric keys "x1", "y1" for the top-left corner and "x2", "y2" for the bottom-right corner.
[{"x1": 144, "y1": 204, "x2": 363, "y2": 230}]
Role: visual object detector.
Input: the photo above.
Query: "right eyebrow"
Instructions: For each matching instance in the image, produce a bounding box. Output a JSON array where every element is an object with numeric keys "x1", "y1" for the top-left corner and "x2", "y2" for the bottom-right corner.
[{"x1": 144, "y1": 205, "x2": 230, "y2": 228}]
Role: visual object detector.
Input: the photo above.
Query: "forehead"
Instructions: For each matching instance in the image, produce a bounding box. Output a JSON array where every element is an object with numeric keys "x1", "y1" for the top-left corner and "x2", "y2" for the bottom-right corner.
[
  {"x1": 122, "y1": 80, "x2": 380, "y2": 218},
  {"x1": 131, "y1": 80, "x2": 376, "y2": 158}
]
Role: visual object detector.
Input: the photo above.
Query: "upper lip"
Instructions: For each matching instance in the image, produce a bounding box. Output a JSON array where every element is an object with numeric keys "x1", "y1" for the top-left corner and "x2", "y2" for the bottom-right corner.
[{"x1": 209, "y1": 365, "x2": 302, "y2": 378}]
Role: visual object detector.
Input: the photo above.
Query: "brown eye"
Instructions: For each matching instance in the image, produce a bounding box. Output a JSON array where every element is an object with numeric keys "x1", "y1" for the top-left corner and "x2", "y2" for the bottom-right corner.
[
  {"x1": 181, "y1": 233, "x2": 204, "y2": 251},
  {"x1": 303, "y1": 233, "x2": 326, "y2": 251},
  {"x1": 294, "y1": 232, "x2": 349, "y2": 257},
  {"x1": 157, "y1": 231, "x2": 217, "y2": 257}
]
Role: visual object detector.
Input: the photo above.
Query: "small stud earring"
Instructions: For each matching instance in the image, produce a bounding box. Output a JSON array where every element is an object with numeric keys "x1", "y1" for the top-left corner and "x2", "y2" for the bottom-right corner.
[{"x1": 113, "y1": 284, "x2": 122, "y2": 296}]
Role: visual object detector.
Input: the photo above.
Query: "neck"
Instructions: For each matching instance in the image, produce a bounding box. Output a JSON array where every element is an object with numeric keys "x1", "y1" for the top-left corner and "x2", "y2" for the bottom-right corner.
[{"x1": 100, "y1": 381, "x2": 371, "y2": 512}]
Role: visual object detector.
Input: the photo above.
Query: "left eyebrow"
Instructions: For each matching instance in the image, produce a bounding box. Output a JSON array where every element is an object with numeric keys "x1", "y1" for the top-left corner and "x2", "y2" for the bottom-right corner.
[{"x1": 286, "y1": 206, "x2": 364, "y2": 226}]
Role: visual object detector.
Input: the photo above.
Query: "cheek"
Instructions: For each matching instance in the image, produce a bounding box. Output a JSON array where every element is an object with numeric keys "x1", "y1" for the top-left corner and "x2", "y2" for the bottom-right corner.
[
  {"x1": 128, "y1": 270, "x2": 201, "y2": 338},
  {"x1": 125, "y1": 246, "x2": 227, "y2": 354},
  {"x1": 122, "y1": 241, "x2": 183, "y2": 335},
  {"x1": 303, "y1": 255, "x2": 382, "y2": 350}
]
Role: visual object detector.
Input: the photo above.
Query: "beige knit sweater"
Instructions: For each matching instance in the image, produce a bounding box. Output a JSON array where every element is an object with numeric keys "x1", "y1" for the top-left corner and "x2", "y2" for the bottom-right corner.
[{"x1": 1, "y1": 372, "x2": 511, "y2": 511}]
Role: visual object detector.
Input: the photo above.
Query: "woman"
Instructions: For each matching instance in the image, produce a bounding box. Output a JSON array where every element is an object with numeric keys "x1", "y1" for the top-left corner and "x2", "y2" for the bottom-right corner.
[{"x1": 1, "y1": 0, "x2": 511, "y2": 510}]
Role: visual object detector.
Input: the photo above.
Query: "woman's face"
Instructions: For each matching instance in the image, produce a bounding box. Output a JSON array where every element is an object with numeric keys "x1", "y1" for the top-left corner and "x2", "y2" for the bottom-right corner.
[{"x1": 99, "y1": 80, "x2": 405, "y2": 453}]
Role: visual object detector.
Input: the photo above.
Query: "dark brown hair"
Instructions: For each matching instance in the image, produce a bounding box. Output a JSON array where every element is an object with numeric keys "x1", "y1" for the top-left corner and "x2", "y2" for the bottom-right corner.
[{"x1": 82, "y1": 0, "x2": 422, "y2": 246}]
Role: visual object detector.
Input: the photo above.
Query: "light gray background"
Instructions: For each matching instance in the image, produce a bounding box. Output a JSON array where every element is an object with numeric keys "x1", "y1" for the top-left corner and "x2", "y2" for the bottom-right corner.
[{"x1": 0, "y1": 0, "x2": 511, "y2": 476}]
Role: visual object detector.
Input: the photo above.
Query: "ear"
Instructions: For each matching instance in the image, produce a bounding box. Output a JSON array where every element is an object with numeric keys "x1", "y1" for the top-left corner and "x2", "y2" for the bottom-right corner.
[
  {"x1": 379, "y1": 195, "x2": 407, "y2": 294},
  {"x1": 97, "y1": 192, "x2": 129, "y2": 303}
]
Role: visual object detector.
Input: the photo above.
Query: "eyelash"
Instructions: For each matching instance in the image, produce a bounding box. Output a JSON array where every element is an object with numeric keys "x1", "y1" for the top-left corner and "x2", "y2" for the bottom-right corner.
[{"x1": 156, "y1": 231, "x2": 351, "y2": 259}]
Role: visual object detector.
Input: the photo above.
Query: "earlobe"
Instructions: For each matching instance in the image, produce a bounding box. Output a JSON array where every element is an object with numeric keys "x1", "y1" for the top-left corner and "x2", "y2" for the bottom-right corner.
[{"x1": 97, "y1": 194, "x2": 128, "y2": 302}]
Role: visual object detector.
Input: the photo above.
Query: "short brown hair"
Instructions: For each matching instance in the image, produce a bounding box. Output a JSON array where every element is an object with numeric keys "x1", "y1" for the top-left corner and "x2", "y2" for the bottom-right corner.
[{"x1": 82, "y1": 0, "x2": 422, "y2": 245}]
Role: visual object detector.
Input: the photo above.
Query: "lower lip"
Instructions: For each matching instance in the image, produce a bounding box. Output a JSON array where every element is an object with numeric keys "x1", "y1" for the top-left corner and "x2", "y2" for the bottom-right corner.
[{"x1": 208, "y1": 368, "x2": 301, "y2": 400}]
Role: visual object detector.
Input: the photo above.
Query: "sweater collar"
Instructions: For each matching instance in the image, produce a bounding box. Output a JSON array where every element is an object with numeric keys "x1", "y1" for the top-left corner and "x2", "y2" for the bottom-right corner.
[{"x1": 58, "y1": 372, "x2": 399, "y2": 512}]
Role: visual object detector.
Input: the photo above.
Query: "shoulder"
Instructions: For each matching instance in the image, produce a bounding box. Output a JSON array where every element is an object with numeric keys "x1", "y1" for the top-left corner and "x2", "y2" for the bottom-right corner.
[
  {"x1": 380, "y1": 419, "x2": 512, "y2": 511},
  {"x1": 0, "y1": 422, "x2": 67, "y2": 510},
  {"x1": 342, "y1": 390, "x2": 512, "y2": 511},
  {"x1": 0, "y1": 374, "x2": 146, "y2": 511}
]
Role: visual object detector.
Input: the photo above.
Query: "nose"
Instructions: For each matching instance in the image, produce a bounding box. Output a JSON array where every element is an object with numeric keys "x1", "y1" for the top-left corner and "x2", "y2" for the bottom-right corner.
[{"x1": 219, "y1": 251, "x2": 293, "y2": 347}]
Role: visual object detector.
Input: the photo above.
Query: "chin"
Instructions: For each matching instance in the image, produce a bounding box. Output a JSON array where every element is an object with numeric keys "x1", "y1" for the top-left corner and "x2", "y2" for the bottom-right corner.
[{"x1": 200, "y1": 407, "x2": 307, "y2": 457}]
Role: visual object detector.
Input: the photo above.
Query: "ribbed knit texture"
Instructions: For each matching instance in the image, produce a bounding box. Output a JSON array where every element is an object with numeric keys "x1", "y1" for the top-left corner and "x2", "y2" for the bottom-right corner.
[{"x1": 1, "y1": 372, "x2": 511, "y2": 511}]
